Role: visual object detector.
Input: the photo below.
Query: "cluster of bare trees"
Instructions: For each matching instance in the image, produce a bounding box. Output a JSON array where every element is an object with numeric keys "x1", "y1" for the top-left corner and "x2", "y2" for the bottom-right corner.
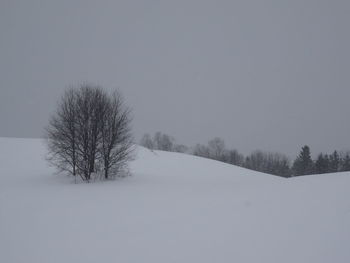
[
  {"x1": 140, "y1": 132, "x2": 188, "y2": 153},
  {"x1": 141, "y1": 134, "x2": 291, "y2": 177},
  {"x1": 194, "y1": 138, "x2": 227, "y2": 160},
  {"x1": 245, "y1": 151, "x2": 290, "y2": 177},
  {"x1": 46, "y1": 85, "x2": 133, "y2": 182},
  {"x1": 193, "y1": 138, "x2": 290, "y2": 177}
]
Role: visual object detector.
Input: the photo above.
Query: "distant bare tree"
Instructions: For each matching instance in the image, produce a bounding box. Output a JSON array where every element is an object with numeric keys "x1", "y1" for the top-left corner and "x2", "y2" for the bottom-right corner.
[
  {"x1": 265, "y1": 152, "x2": 291, "y2": 177},
  {"x1": 245, "y1": 150, "x2": 291, "y2": 177},
  {"x1": 46, "y1": 85, "x2": 133, "y2": 182},
  {"x1": 208, "y1": 137, "x2": 226, "y2": 161},
  {"x1": 153, "y1": 132, "x2": 174, "y2": 151},
  {"x1": 224, "y1": 149, "x2": 244, "y2": 166},
  {"x1": 245, "y1": 150, "x2": 265, "y2": 171},
  {"x1": 193, "y1": 144, "x2": 210, "y2": 158},
  {"x1": 173, "y1": 144, "x2": 188, "y2": 153},
  {"x1": 140, "y1": 133, "x2": 154, "y2": 150},
  {"x1": 140, "y1": 132, "x2": 190, "y2": 154}
]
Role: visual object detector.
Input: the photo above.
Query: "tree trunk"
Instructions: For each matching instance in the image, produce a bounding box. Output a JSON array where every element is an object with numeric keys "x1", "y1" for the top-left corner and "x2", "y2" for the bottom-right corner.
[{"x1": 104, "y1": 162, "x2": 109, "y2": 179}]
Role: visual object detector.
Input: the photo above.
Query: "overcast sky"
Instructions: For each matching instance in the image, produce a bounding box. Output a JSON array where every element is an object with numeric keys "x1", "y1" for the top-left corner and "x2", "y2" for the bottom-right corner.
[{"x1": 1, "y1": 0, "x2": 349, "y2": 157}]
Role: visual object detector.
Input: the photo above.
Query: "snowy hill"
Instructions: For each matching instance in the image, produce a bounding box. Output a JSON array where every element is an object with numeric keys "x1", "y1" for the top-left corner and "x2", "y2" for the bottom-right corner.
[{"x1": 0, "y1": 138, "x2": 349, "y2": 263}]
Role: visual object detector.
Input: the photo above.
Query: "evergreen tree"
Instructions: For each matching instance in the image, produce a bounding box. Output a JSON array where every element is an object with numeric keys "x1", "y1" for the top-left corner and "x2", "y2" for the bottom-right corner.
[
  {"x1": 292, "y1": 145, "x2": 314, "y2": 176},
  {"x1": 341, "y1": 153, "x2": 350, "y2": 172},
  {"x1": 315, "y1": 153, "x2": 328, "y2": 174},
  {"x1": 323, "y1": 154, "x2": 330, "y2": 173},
  {"x1": 329, "y1": 150, "x2": 340, "y2": 173}
]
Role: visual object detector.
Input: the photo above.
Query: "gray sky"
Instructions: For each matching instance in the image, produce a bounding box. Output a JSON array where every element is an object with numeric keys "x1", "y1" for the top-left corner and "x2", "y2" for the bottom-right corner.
[{"x1": 1, "y1": 0, "x2": 349, "y2": 157}]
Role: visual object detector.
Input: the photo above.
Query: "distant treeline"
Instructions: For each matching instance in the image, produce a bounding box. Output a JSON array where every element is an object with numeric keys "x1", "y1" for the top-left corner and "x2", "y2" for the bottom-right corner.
[{"x1": 140, "y1": 132, "x2": 350, "y2": 177}]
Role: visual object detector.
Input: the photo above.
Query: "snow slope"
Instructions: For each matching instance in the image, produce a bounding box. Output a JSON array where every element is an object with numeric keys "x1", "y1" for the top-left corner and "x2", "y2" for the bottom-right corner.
[{"x1": 0, "y1": 138, "x2": 349, "y2": 263}]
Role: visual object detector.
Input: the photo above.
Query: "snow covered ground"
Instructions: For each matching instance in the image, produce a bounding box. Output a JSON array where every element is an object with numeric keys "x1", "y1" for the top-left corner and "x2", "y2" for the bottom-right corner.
[{"x1": 0, "y1": 137, "x2": 349, "y2": 263}]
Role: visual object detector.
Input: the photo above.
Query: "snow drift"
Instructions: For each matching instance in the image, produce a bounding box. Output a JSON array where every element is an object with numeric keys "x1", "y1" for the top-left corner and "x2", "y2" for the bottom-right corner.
[{"x1": 0, "y1": 138, "x2": 349, "y2": 263}]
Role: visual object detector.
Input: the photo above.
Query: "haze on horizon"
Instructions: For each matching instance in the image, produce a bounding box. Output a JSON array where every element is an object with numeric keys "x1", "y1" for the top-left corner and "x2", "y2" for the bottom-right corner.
[{"x1": 1, "y1": 0, "x2": 349, "y2": 158}]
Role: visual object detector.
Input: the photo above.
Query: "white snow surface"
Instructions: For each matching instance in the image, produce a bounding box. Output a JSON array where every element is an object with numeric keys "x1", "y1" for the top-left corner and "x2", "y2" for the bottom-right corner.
[{"x1": 0, "y1": 137, "x2": 349, "y2": 263}]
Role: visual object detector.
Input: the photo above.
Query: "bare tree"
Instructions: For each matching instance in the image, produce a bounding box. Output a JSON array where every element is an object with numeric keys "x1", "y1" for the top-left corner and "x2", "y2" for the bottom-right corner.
[
  {"x1": 140, "y1": 133, "x2": 154, "y2": 150},
  {"x1": 73, "y1": 86, "x2": 107, "y2": 180},
  {"x1": 46, "y1": 89, "x2": 79, "y2": 178},
  {"x1": 244, "y1": 150, "x2": 291, "y2": 177},
  {"x1": 245, "y1": 150, "x2": 265, "y2": 171},
  {"x1": 193, "y1": 144, "x2": 210, "y2": 158},
  {"x1": 98, "y1": 91, "x2": 134, "y2": 179},
  {"x1": 173, "y1": 144, "x2": 188, "y2": 153},
  {"x1": 141, "y1": 132, "x2": 188, "y2": 153},
  {"x1": 224, "y1": 149, "x2": 244, "y2": 166},
  {"x1": 46, "y1": 85, "x2": 133, "y2": 182},
  {"x1": 208, "y1": 137, "x2": 226, "y2": 161},
  {"x1": 153, "y1": 132, "x2": 174, "y2": 151}
]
